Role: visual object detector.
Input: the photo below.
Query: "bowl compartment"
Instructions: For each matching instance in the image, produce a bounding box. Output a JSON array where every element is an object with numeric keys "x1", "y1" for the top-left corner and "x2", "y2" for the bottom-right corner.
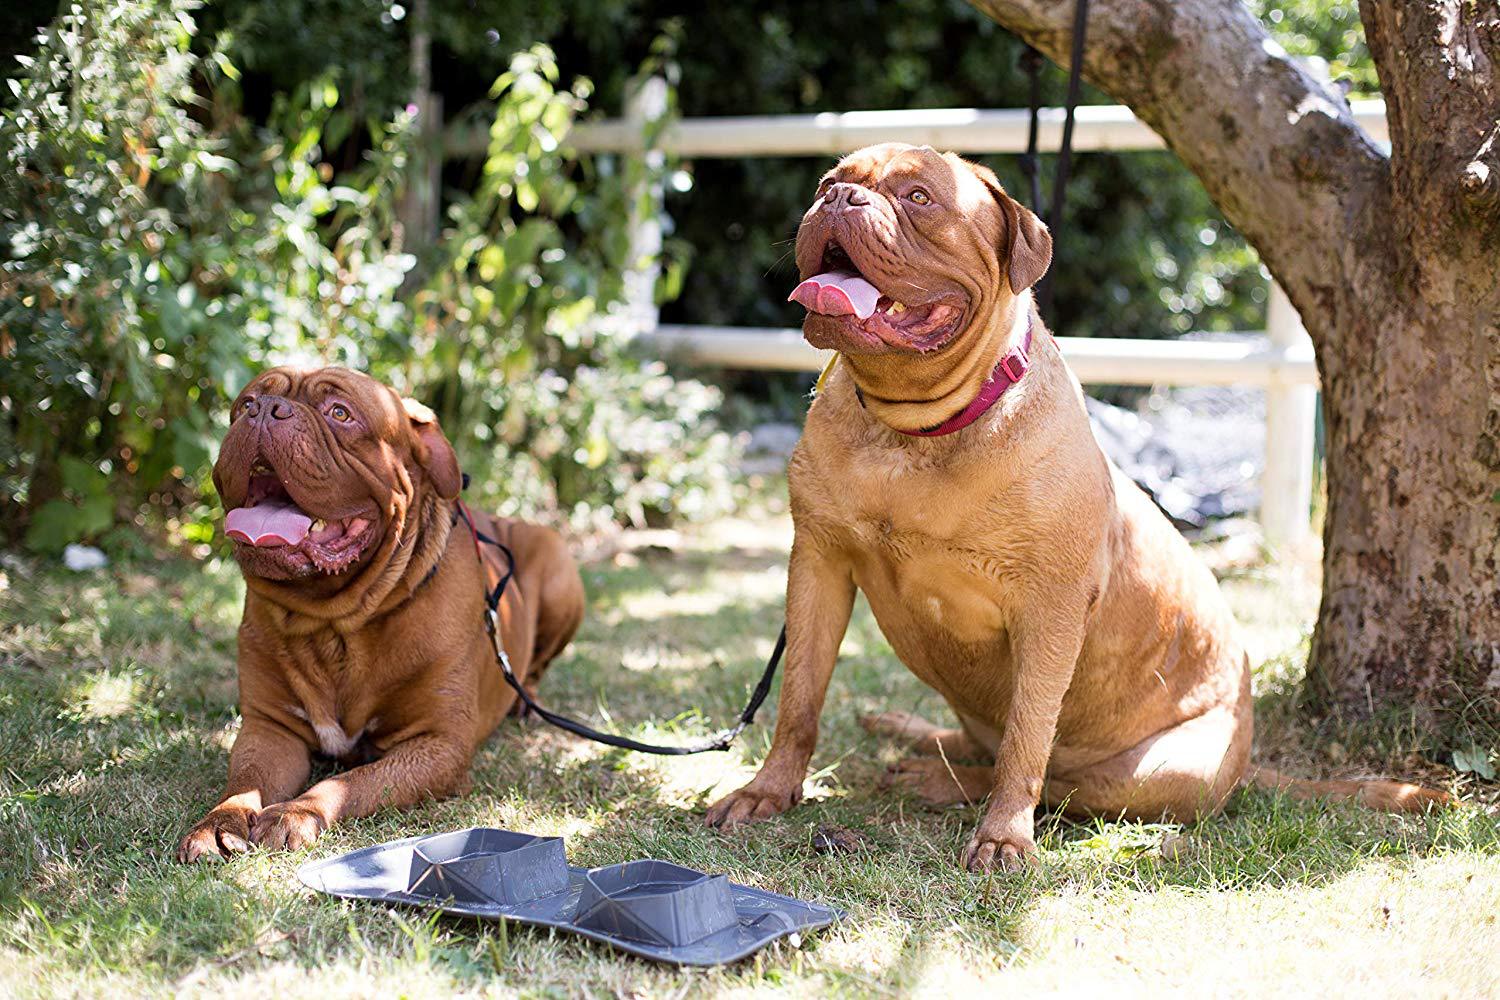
[
  {"x1": 406, "y1": 828, "x2": 568, "y2": 905},
  {"x1": 574, "y1": 860, "x2": 739, "y2": 946}
]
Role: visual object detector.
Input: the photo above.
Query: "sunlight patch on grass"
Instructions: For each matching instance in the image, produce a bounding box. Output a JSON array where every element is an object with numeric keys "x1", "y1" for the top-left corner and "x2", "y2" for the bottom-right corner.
[
  {"x1": 614, "y1": 588, "x2": 738, "y2": 622},
  {"x1": 64, "y1": 668, "x2": 144, "y2": 721},
  {"x1": 604, "y1": 566, "x2": 787, "y2": 626},
  {"x1": 212, "y1": 721, "x2": 239, "y2": 753},
  {"x1": 906, "y1": 929, "x2": 1017, "y2": 996},
  {"x1": 1217, "y1": 554, "x2": 1320, "y2": 667},
  {"x1": 1053, "y1": 820, "x2": 1180, "y2": 865},
  {"x1": 633, "y1": 751, "x2": 760, "y2": 807},
  {"x1": 810, "y1": 914, "x2": 921, "y2": 984},
  {"x1": 619, "y1": 644, "x2": 718, "y2": 673},
  {"x1": 1014, "y1": 853, "x2": 1500, "y2": 994}
]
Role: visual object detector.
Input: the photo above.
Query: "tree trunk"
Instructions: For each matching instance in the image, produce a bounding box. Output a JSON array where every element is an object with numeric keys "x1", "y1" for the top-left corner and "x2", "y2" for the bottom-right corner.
[{"x1": 966, "y1": 0, "x2": 1500, "y2": 724}]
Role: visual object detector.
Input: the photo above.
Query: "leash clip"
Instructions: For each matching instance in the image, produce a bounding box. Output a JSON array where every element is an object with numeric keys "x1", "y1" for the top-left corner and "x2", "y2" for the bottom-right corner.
[
  {"x1": 484, "y1": 607, "x2": 520, "y2": 680},
  {"x1": 705, "y1": 723, "x2": 746, "y2": 751}
]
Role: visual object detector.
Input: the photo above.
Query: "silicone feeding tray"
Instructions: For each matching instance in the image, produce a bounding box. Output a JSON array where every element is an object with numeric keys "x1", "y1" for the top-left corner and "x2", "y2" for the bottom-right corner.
[{"x1": 298, "y1": 827, "x2": 842, "y2": 966}]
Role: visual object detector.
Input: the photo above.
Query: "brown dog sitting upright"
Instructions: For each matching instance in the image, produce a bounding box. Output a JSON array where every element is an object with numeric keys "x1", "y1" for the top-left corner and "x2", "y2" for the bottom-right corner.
[
  {"x1": 705, "y1": 143, "x2": 1446, "y2": 871},
  {"x1": 178, "y1": 367, "x2": 584, "y2": 862}
]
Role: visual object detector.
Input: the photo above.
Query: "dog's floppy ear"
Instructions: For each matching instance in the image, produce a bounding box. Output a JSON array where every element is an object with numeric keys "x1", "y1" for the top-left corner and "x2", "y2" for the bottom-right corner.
[
  {"x1": 401, "y1": 397, "x2": 462, "y2": 501},
  {"x1": 967, "y1": 161, "x2": 1053, "y2": 294}
]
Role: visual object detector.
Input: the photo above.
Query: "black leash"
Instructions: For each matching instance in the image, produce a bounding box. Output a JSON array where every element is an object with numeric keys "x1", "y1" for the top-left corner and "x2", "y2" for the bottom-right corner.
[
  {"x1": 455, "y1": 499, "x2": 786, "y2": 755},
  {"x1": 1019, "y1": 46, "x2": 1045, "y2": 220},
  {"x1": 1019, "y1": 0, "x2": 1090, "y2": 321}
]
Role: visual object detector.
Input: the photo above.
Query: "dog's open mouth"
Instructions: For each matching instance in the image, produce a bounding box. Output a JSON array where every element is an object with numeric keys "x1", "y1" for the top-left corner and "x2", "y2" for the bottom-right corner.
[
  {"x1": 224, "y1": 461, "x2": 376, "y2": 575},
  {"x1": 789, "y1": 240, "x2": 965, "y2": 352}
]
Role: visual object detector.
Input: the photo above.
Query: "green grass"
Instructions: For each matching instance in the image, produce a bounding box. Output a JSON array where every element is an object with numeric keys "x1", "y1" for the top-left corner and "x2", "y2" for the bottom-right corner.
[{"x1": 1, "y1": 513, "x2": 1497, "y2": 997}]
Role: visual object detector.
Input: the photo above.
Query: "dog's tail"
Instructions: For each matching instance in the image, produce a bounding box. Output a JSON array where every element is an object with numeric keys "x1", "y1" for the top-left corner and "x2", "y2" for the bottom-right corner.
[{"x1": 1247, "y1": 766, "x2": 1451, "y2": 813}]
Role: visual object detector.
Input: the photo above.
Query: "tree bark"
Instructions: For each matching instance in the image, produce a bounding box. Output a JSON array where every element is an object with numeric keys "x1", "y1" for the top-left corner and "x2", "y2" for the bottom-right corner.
[{"x1": 967, "y1": 0, "x2": 1500, "y2": 723}]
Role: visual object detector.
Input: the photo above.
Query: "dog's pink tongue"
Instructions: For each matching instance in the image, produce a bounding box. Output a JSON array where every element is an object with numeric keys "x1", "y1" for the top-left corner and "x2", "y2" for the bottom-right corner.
[
  {"x1": 225, "y1": 501, "x2": 313, "y2": 547},
  {"x1": 789, "y1": 270, "x2": 881, "y2": 320}
]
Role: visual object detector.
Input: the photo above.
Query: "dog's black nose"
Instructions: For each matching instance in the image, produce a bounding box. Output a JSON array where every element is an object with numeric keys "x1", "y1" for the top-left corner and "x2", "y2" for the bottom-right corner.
[
  {"x1": 246, "y1": 395, "x2": 295, "y2": 422},
  {"x1": 824, "y1": 182, "x2": 870, "y2": 211}
]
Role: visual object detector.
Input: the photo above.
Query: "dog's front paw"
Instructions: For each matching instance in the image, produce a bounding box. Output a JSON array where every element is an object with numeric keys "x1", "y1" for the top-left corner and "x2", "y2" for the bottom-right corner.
[
  {"x1": 250, "y1": 799, "x2": 328, "y2": 851},
  {"x1": 177, "y1": 806, "x2": 256, "y2": 863},
  {"x1": 962, "y1": 813, "x2": 1038, "y2": 873},
  {"x1": 704, "y1": 779, "x2": 802, "y2": 829}
]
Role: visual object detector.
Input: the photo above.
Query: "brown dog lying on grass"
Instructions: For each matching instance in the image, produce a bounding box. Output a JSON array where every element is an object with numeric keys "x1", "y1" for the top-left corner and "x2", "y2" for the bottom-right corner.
[
  {"x1": 705, "y1": 143, "x2": 1448, "y2": 871},
  {"x1": 178, "y1": 366, "x2": 584, "y2": 862}
]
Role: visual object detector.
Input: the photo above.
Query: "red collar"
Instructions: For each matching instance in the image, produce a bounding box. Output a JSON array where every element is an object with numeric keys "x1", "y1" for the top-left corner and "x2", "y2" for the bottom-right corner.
[{"x1": 897, "y1": 319, "x2": 1033, "y2": 437}]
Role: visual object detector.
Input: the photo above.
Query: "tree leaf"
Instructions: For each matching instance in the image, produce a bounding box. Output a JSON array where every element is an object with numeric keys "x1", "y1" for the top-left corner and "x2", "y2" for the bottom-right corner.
[
  {"x1": 59, "y1": 455, "x2": 107, "y2": 497},
  {"x1": 1453, "y1": 747, "x2": 1496, "y2": 781},
  {"x1": 24, "y1": 500, "x2": 84, "y2": 553}
]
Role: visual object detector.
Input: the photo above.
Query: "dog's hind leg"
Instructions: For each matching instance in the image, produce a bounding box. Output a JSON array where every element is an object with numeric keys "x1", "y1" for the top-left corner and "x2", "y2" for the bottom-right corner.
[
  {"x1": 860, "y1": 709, "x2": 991, "y2": 760},
  {"x1": 1042, "y1": 697, "x2": 1252, "y2": 822},
  {"x1": 879, "y1": 756, "x2": 994, "y2": 806},
  {"x1": 515, "y1": 523, "x2": 584, "y2": 669}
]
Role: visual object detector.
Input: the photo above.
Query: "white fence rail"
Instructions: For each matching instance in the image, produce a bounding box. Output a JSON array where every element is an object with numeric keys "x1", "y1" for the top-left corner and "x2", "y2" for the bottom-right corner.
[
  {"x1": 642, "y1": 323, "x2": 1318, "y2": 387},
  {"x1": 445, "y1": 91, "x2": 1358, "y2": 546},
  {"x1": 447, "y1": 99, "x2": 1389, "y2": 157}
]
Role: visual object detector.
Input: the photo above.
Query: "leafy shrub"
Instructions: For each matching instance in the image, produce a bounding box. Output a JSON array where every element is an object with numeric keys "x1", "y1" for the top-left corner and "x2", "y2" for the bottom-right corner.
[
  {"x1": 393, "y1": 44, "x2": 735, "y2": 530},
  {"x1": 1, "y1": 1, "x2": 738, "y2": 553},
  {"x1": 1, "y1": 0, "x2": 233, "y2": 551}
]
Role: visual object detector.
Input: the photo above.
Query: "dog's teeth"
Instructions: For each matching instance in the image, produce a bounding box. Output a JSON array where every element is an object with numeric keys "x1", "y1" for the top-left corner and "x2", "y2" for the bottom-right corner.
[
  {"x1": 311, "y1": 519, "x2": 327, "y2": 532},
  {"x1": 888, "y1": 301, "x2": 906, "y2": 314}
]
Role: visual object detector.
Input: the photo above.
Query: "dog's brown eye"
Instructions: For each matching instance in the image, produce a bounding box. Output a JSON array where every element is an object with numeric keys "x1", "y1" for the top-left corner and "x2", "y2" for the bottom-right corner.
[
  {"x1": 329, "y1": 404, "x2": 352, "y2": 422},
  {"x1": 908, "y1": 188, "x2": 932, "y2": 206}
]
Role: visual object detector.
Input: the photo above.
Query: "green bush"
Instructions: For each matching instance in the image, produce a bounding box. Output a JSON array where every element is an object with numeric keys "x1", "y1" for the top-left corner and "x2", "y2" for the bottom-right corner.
[
  {"x1": 0, "y1": 0, "x2": 737, "y2": 553},
  {"x1": 1, "y1": 0, "x2": 236, "y2": 552},
  {"x1": 391, "y1": 43, "x2": 735, "y2": 530}
]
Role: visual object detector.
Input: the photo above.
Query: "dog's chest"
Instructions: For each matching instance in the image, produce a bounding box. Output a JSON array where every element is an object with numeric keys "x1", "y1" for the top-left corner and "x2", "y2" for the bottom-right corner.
[
  {"x1": 287, "y1": 704, "x2": 368, "y2": 758},
  {"x1": 807, "y1": 447, "x2": 1030, "y2": 645},
  {"x1": 282, "y1": 628, "x2": 383, "y2": 759}
]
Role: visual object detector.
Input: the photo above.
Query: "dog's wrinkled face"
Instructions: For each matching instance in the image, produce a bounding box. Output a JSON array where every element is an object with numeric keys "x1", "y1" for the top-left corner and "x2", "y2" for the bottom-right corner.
[
  {"x1": 790, "y1": 143, "x2": 1051, "y2": 355},
  {"x1": 213, "y1": 367, "x2": 460, "y2": 581}
]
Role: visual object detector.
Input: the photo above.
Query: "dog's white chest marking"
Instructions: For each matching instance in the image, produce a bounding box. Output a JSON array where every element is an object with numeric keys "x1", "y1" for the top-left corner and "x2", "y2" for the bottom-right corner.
[{"x1": 315, "y1": 722, "x2": 363, "y2": 757}]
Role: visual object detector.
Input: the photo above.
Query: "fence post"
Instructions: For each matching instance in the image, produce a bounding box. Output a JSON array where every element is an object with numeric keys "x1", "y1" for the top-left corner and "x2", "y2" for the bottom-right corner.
[
  {"x1": 1261, "y1": 282, "x2": 1317, "y2": 548},
  {"x1": 621, "y1": 76, "x2": 668, "y2": 337},
  {"x1": 397, "y1": 0, "x2": 441, "y2": 250}
]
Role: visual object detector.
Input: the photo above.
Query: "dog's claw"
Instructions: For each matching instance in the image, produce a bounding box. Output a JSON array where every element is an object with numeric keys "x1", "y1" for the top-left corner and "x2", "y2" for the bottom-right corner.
[
  {"x1": 250, "y1": 800, "x2": 327, "y2": 852},
  {"x1": 220, "y1": 832, "x2": 251, "y2": 854},
  {"x1": 962, "y1": 828, "x2": 1037, "y2": 874},
  {"x1": 704, "y1": 781, "x2": 801, "y2": 829},
  {"x1": 177, "y1": 807, "x2": 256, "y2": 864}
]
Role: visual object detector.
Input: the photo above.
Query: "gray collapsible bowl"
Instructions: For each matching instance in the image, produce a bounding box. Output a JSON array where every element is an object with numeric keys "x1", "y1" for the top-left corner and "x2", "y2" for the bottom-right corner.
[{"x1": 297, "y1": 827, "x2": 843, "y2": 966}]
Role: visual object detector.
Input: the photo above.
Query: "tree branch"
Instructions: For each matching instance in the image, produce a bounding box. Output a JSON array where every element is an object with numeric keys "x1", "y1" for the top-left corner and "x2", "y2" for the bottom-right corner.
[
  {"x1": 965, "y1": 0, "x2": 1392, "y2": 349},
  {"x1": 1360, "y1": 2, "x2": 1500, "y2": 241}
]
